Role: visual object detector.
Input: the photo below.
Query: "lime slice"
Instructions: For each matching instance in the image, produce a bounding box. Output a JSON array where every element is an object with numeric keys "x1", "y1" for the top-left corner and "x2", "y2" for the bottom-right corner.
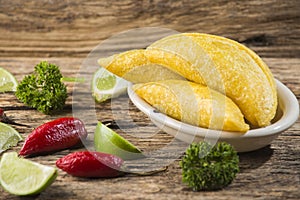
[
  {"x1": 0, "y1": 152, "x2": 57, "y2": 196},
  {"x1": 0, "y1": 67, "x2": 18, "y2": 92},
  {"x1": 0, "y1": 122, "x2": 22, "y2": 154},
  {"x1": 92, "y1": 67, "x2": 129, "y2": 103},
  {"x1": 94, "y1": 122, "x2": 144, "y2": 160}
]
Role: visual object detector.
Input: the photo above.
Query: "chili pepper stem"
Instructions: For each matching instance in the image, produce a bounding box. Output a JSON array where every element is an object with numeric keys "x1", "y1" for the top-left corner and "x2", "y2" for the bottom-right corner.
[
  {"x1": 0, "y1": 108, "x2": 32, "y2": 128},
  {"x1": 121, "y1": 166, "x2": 168, "y2": 176}
]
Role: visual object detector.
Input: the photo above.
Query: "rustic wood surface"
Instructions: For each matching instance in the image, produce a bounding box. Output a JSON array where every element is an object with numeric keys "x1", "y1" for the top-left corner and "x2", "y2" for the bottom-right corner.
[{"x1": 0, "y1": 0, "x2": 299, "y2": 199}]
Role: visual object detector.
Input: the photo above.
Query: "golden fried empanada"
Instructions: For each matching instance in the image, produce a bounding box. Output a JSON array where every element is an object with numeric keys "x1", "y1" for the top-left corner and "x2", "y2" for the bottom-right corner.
[
  {"x1": 148, "y1": 33, "x2": 277, "y2": 127},
  {"x1": 133, "y1": 80, "x2": 250, "y2": 132}
]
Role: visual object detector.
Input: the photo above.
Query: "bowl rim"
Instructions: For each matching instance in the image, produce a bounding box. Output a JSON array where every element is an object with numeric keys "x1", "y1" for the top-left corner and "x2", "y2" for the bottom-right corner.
[{"x1": 127, "y1": 79, "x2": 299, "y2": 139}]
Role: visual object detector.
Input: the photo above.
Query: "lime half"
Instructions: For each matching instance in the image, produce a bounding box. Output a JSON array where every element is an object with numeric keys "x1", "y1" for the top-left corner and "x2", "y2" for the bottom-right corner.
[
  {"x1": 0, "y1": 67, "x2": 18, "y2": 92},
  {"x1": 94, "y1": 122, "x2": 144, "y2": 160},
  {"x1": 0, "y1": 122, "x2": 22, "y2": 154},
  {"x1": 92, "y1": 67, "x2": 129, "y2": 103},
  {"x1": 0, "y1": 152, "x2": 57, "y2": 196}
]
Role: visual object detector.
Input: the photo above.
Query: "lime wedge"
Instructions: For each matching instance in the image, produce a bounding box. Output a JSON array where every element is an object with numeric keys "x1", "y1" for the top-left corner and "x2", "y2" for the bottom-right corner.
[
  {"x1": 0, "y1": 67, "x2": 18, "y2": 92},
  {"x1": 0, "y1": 122, "x2": 22, "y2": 154},
  {"x1": 92, "y1": 67, "x2": 129, "y2": 103},
  {"x1": 94, "y1": 122, "x2": 144, "y2": 160},
  {"x1": 0, "y1": 152, "x2": 57, "y2": 196}
]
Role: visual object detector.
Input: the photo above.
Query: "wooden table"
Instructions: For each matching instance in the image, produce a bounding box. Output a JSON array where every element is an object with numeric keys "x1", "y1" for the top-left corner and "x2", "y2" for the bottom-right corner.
[{"x1": 1, "y1": 1, "x2": 299, "y2": 199}]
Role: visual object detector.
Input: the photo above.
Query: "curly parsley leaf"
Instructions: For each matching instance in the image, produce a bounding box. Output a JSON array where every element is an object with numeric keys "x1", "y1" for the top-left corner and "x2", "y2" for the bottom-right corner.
[
  {"x1": 180, "y1": 141, "x2": 239, "y2": 191},
  {"x1": 15, "y1": 61, "x2": 68, "y2": 114}
]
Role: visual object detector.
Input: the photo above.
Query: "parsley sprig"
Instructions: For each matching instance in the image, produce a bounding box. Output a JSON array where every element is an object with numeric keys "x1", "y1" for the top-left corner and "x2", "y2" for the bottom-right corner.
[
  {"x1": 15, "y1": 61, "x2": 68, "y2": 114},
  {"x1": 180, "y1": 141, "x2": 239, "y2": 191}
]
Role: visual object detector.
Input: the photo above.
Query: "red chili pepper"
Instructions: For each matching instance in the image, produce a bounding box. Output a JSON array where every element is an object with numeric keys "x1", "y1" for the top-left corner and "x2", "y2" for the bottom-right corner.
[
  {"x1": 19, "y1": 117, "x2": 87, "y2": 157},
  {"x1": 56, "y1": 151, "x2": 124, "y2": 178}
]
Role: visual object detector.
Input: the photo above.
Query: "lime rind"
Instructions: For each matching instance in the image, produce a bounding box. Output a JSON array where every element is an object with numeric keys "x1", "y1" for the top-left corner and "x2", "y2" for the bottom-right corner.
[
  {"x1": 0, "y1": 122, "x2": 22, "y2": 154},
  {"x1": 92, "y1": 67, "x2": 129, "y2": 103},
  {"x1": 0, "y1": 152, "x2": 57, "y2": 196},
  {"x1": 94, "y1": 122, "x2": 144, "y2": 160},
  {"x1": 0, "y1": 67, "x2": 18, "y2": 92}
]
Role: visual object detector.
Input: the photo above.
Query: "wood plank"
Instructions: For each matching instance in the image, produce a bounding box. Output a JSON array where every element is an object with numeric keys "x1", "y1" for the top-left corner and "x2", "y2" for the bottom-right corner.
[
  {"x1": 0, "y1": 57, "x2": 299, "y2": 199},
  {"x1": 0, "y1": 0, "x2": 300, "y2": 199},
  {"x1": 0, "y1": 0, "x2": 299, "y2": 58}
]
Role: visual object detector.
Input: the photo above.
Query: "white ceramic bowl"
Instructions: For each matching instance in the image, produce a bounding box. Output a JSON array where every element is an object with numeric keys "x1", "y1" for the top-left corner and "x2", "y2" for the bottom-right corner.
[{"x1": 128, "y1": 80, "x2": 299, "y2": 152}]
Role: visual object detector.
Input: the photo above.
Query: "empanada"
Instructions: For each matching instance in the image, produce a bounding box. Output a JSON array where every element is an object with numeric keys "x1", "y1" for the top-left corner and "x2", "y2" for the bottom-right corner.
[
  {"x1": 133, "y1": 80, "x2": 250, "y2": 132},
  {"x1": 148, "y1": 33, "x2": 277, "y2": 127}
]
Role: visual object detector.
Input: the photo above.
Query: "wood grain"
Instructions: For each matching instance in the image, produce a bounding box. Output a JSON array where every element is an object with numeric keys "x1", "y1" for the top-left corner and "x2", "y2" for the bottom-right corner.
[
  {"x1": 1, "y1": 57, "x2": 299, "y2": 199},
  {"x1": 0, "y1": 0, "x2": 299, "y2": 58},
  {"x1": 0, "y1": 0, "x2": 299, "y2": 199}
]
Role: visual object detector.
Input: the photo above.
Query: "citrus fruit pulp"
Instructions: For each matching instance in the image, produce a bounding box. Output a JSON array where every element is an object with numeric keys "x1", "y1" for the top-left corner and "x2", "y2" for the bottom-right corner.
[
  {"x1": 0, "y1": 67, "x2": 18, "y2": 92},
  {"x1": 94, "y1": 122, "x2": 144, "y2": 160},
  {"x1": 92, "y1": 67, "x2": 129, "y2": 102},
  {"x1": 0, "y1": 122, "x2": 22, "y2": 154},
  {"x1": 0, "y1": 152, "x2": 57, "y2": 196}
]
